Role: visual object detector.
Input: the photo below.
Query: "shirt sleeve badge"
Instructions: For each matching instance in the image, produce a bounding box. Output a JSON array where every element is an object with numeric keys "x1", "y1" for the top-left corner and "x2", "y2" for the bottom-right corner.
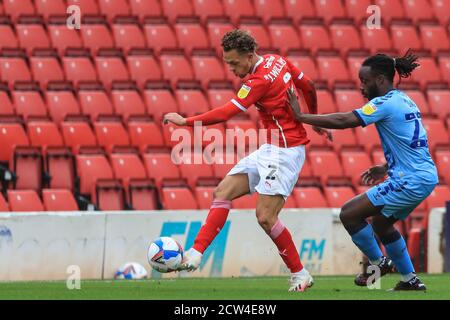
[
  {"x1": 361, "y1": 102, "x2": 377, "y2": 115},
  {"x1": 237, "y1": 84, "x2": 251, "y2": 99}
]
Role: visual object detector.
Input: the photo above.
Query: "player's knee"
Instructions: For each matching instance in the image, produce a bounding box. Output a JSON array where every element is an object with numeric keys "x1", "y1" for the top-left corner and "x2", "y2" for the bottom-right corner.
[
  {"x1": 339, "y1": 202, "x2": 353, "y2": 226},
  {"x1": 256, "y1": 207, "x2": 276, "y2": 233}
]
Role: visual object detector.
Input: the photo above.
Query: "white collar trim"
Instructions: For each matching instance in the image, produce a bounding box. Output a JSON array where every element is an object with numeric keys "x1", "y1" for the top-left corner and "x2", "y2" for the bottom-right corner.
[{"x1": 251, "y1": 56, "x2": 264, "y2": 74}]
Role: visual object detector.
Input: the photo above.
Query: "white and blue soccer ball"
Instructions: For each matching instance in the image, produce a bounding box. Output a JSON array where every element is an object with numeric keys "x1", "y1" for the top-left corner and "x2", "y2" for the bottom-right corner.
[
  {"x1": 114, "y1": 262, "x2": 148, "y2": 280},
  {"x1": 147, "y1": 237, "x2": 183, "y2": 273}
]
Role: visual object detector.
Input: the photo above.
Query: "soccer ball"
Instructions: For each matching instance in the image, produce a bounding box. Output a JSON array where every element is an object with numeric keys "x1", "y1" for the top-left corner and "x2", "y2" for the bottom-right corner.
[
  {"x1": 147, "y1": 237, "x2": 183, "y2": 273},
  {"x1": 114, "y1": 262, "x2": 148, "y2": 280}
]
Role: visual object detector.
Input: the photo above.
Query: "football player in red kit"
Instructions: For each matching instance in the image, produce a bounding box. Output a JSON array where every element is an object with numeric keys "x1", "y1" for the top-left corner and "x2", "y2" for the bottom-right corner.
[{"x1": 163, "y1": 30, "x2": 331, "y2": 292}]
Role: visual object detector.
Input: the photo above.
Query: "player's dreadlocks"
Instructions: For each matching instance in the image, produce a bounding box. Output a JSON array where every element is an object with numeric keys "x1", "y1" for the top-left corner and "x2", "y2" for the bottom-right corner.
[
  {"x1": 362, "y1": 49, "x2": 420, "y2": 85},
  {"x1": 221, "y1": 29, "x2": 258, "y2": 54}
]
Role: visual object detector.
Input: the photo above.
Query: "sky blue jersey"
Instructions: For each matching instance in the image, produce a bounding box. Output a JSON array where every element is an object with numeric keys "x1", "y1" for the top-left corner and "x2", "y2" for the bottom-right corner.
[{"x1": 353, "y1": 89, "x2": 438, "y2": 184}]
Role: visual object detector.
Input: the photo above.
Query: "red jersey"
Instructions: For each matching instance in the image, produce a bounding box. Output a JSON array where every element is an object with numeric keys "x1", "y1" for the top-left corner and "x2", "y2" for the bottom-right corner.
[{"x1": 230, "y1": 54, "x2": 310, "y2": 148}]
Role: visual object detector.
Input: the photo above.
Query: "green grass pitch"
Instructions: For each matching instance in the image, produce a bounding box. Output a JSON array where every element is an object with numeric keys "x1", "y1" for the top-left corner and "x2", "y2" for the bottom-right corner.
[{"x1": 0, "y1": 274, "x2": 449, "y2": 300}]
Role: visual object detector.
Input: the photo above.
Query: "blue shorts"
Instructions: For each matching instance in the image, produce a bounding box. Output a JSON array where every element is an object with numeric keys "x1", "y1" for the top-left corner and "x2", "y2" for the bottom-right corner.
[{"x1": 365, "y1": 178, "x2": 436, "y2": 220}]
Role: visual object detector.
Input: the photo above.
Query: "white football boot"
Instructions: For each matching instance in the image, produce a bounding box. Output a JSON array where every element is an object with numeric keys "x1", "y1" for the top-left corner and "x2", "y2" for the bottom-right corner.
[
  {"x1": 288, "y1": 269, "x2": 314, "y2": 292},
  {"x1": 177, "y1": 248, "x2": 202, "y2": 272}
]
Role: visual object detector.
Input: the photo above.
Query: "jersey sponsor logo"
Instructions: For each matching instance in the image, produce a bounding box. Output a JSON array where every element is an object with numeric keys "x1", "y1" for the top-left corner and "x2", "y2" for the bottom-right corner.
[
  {"x1": 237, "y1": 84, "x2": 251, "y2": 99},
  {"x1": 283, "y1": 72, "x2": 292, "y2": 83},
  {"x1": 361, "y1": 103, "x2": 377, "y2": 115}
]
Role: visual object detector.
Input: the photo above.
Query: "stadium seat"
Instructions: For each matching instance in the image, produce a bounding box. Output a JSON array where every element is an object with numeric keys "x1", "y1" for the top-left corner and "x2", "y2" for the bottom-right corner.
[
  {"x1": 128, "y1": 179, "x2": 159, "y2": 210},
  {"x1": 438, "y1": 53, "x2": 450, "y2": 85},
  {"x1": 129, "y1": 0, "x2": 162, "y2": 22},
  {"x1": 309, "y1": 149, "x2": 345, "y2": 184},
  {"x1": 27, "y1": 120, "x2": 64, "y2": 150},
  {"x1": 94, "y1": 119, "x2": 130, "y2": 153},
  {"x1": 76, "y1": 150, "x2": 114, "y2": 195},
  {"x1": 346, "y1": 51, "x2": 367, "y2": 83},
  {"x1": 175, "y1": 85, "x2": 210, "y2": 117},
  {"x1": 128, "y1": 115, "x2": 165, "y2": 152},
  {"x1": 212, "y1": 153, "x2": 236, "y2": 179},
  {"x1": 160, "y1": 50, "x2": 194, "y2": 88},
  {"x1": 316, "y1": 89, "x2": 338, "y2": 114},
  {"x1": 419, "y1": 23, "x2": 450, "y2": 55},
  {"x1": 176, "y1": 153, "x2": 215, "y2": 190},
  {"x1": 299, "y1": 20, "x2": 332, "y2": 54},
  {"x1": 80, "y1": 16, "x2": 115, "y2": 55},
  {"x1": 67, "y1": 0, "x2": 99, "y2": 15},
  {"x1": 390, "y1": 21, "x2": 423, "y2": 53},
  {"x1": 223, "y1": 0, "x2": 255, "y2": 25},
  {"x1": 61, "y1": 118, "x2": 97, "y2": 153},
  {"x1": 226, "y1": 118, "x2": 258, "y2": 147},
  {"x1": 143, "y1": 18, "x2": 178, "y2": 54},
  {"x1": 207, "y1": 87, "x2": 235, "y2": 108},
  {"x1": 303, "y1": 125, "x2": 327, "y2": 148},
  {"x1": 95, "y1": 49, "x2": 130, "y2": 89},
  {"x1": 0, "y1": 49, "x2": 32, "y2": 87},
  {"x1": 284, "y1": 193, "x2": 298, "y2": 208},
  {"x1": 3, "y1": 0, "x2": 35, "y2": 21},
  {"x1": 192, "y1": 50, "x2": 226, "y2": 89},
  {"x1": 94, "y1": 179, "x2": 126, "y2": 210},
  {"x1": 404, "y1": 89, "x2": 431, "y2": 116},
  {"x1": 341, "y1": 149, "x2": 373, "y2": 186},
  {"x1": 360, "y1": 25, "x2": 393, "y2": 53},
  {"x1": 373, "y1": 0, "x2": 405, "y2": 23},
  {"x1": 193, "y1": 0, "x2": 224, "y2": 23},
  {"x1": 402, "y1": 0, "x2": 434, "y2": 23},
  {"x1": 293, "y1": 187, "x2": 328, "y2": 208},
  {"x1": 144, "y1": 83, "x2": 179, "y2": 123},
  {"x1": 0, "y1": 120, "x2": 30, "y2": 162},
  {"x1": 42, "y1": 189, "x2": 78, "y2": 211},
  {"x1": 7, "y1": 190, "x2": 44, "y2": 212},
  {"x1": 11, "y1": 146, "x2": 43, "y2": 191},
  {"x1": 161, "y1": 120, "x2": 195, "y2": 148},
  {"x1": 268, "y1": 20, "x2": 301, "y2": 56},
  {"x1": 0, "y1": 193, "x2": 9, "y2": 211},
  {"x1": 431, "y1": 0, "x2": 450, "y2": 25},
  {"x1": 162, "y1": 183, "x2": 198, "y2": 210},
  {"x1": 143, "y1": 149, "x2": 181, "y2": 187},
  {"x1": 0, "y1": 84, "x2": 14, "y2": 115},
  {"x1": 112, "y1": 16, "x2": 146, "y2": 53},
  {"x1": 63, "y1": 49, "x2": 98, "y2": 85},
  {"x1": 316, "y1": 52, "x2": 351, "y2": 85},
  {"x1": 78, "y1": 82, "x2": 114, "y2": 121},
  {"x1": 427, "y1": 89, "x2": 450, "y2": 119},
  {"x1": 239, "y1": 18, "x2": 272, "y2": 49},
  {"x1": 435, "y1": 149, "x2": 450, "y2": 184},
  {"x1": 46, "y1": 147, "x2": 77, "y2": 191},
  {"x1": 34, "y1": 0, "x2": 66, "y2": 20},
  {"x1": 206, "y1": 18, "x2": 234, "y2": 55},
  {"x1": 411, "y1": 57, "x2": 442, "y2": 89},
  {"x1": 334, "y1": 89, "x2": 366, "y2": 113},
  {"x1": 98, "y1": 0, "x2": 130, "y2": 22},
  {"x1": 354, "y1": 125, "x2": 381, "y2": 153},
  {"x1": 16, "y1": 16, "x2": 50, "y2": 55},
  {"x1": 195, "y1": 185, "x2": 215, "y2": 209},
  {"x1": 324, "y1": 186, "x2": 356, "y2": 208},
  {"x1": 328, "y1": 130, "x2": 358, "y2": 152},
  {"x1": 45, "y1": 82, "x2": 81, "y2": 124},
  {"x1": 12, "y1": 82, "x2": 48, "y2": 119},
  {"x1": 110, "y1": 149, "x2": 147, "y2": 189},
  {"x1": 0, "y1": 17, "x2": 19, "y2": 49},
  {"x1": 30, "y1": 49, "x2": 65, "y2": 89},
  {"x1": 425, "y1": 185, "x2": 450, "y2": 209},
  {"x1": 371, "y1": 148, "x2": 386, "y2": 166},
  {"x1": 232, "y1": 193, "x2": 258, "y2": 209},
  {"x1": 422, "y1": 118, "x2": 448, "y2": 150},
  {"x1": 127, "y1": 49, "x2": 162, "y2": 89},
  {"x1": 283, "y1": 0, "x2": 316, "y2": 24},
  {"x1": 111, "y1": 82, "x2": 146, "y2": 121},
  {"x1": 160, "y1": 0, "x2": 194, "y2": 23},
  {"x1": 287, "y1": 51, "x2": 319, "y2": 81},
  {"x1": 329, "y1": 20, "x2": 363, "y2": 55},
  {"x1": 314, "y1": 0, "x2": 346, "y2": 23},
  {"x1": 253, "y1": 0, "x2": 285, "y2": 23},
  {"x1": 344, "y1": 0, "x2": 372, "y2": 23}
]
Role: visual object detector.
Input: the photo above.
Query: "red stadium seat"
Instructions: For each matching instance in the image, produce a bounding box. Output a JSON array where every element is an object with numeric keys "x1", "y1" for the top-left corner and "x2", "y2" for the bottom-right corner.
[
  {"x1": 226, "y1": 118, "x2": 258, "y2": 147},
  {"x1": 425, "y1": 185, "x2": 450, "y2": 208},
  {"x1": 46, "y1": 147, "x2": 77, "y2": 191},
  {"x1": 283, "y1": 0, "x2": 316, "y2": 24},
  {"x1": 192, "y1": 51, "x2": 226, "y2": 89},
  {"x1": 419, "y1": 23, "x2": 450, "y2": 55},
  {"x1": 232, "y1": 193, "x2": 258, "y2": 209},
  {"x1": 8, "y1": 190, "x2": 44, "y2": 212},
  {"x1": 435, "y1": 149, "x2": 450, "y2": 184},
  {"x1": 45, "y1": 82, "x2": 81, "y2": 124},
  {"x1": 431, "y1": 0, "x2": 450, "y2": 25},
  {"x1": 30, "y1": 50, "x2": 65, "y2": 89},
  {"x1": 98, "y1": 0, "x2": 131, "y2": 22},
  {"x1": 438, "y1": 53, "x2": 450, "y2": 85},
  {"x1": 162, "y1": 184, "x2": 198, "y2": 210},
  {"x1": 0, "y1": 50, "x2": 32, "y2": 87},
  {"x1": 80, "y1": 16, "x2": 114, "y2": 55},
  {"x1": 127, "y1": 49, "x2": 162, "y2": 89},
  {"x1": 16, "y1": 16, "x2": 50, "y2": 55},
  {"x1": 0, "y1": 193, "x2": 9, "y2": 211},
  {"x1": 341, "y1": 149, "x2": 373, "y2": 186},
  {"x1": 63, "y1": 49, "x2": 98, "y2": 85},
  {"x1": 195, "y1": 185, "x2": 215, "y2": 209},
  {"x1": 422, "y1": 118, "x2": 448, "y2": 150},
  {"x1": 193, "y1": 0, "x2": 224, "y2": 23},
  {"x1": 78, "y1": 82, "x2": 114, "y2": 121},
  {"x1": 344, "y1": 0, "x2": 372, "y2": 23},
  {"x1": 373, "y1": 0, "x2": 405, "y2": 23},
  {"x1": 112, "y1": 17, "x2": 146, "y2": 53},
  {"x1": 287, "y1": 51, "x2": 319, "y2": 81},
  {"x1": 268, "y1": 20, "x2": 301, "y2": 56},
  {"x1": 11, "y1": 146, "x2": 43, "y2": 191},
  {"x1": 390, "y1": 22, "x2": 423, "y2": 53},
  {"x1": 371, "y1": 148, "x2": 386, "y2": 165},
  {"x1": 128, "y1": 116, "x2": 165, "y2": 152},
  {"x1": 27, "y1": 120, "x2": 63, "y2": 149},
  {"x1": 3, "y1": 0, "x2": 35, "y2": 21},
  {"x1": 329, "y1": 20, "x2": 363, "y2": 55},
  {"x1": 129, "y1": 0, "x2": 162, "y2": 22},
  {"x1": 143, "y1": 150, "x2": 181, "y2": 187},
  {"x1": 95, "y1": 49, "x2": 130, "y2": 89},
  {"x1": 304, "y1": 125, "x2": 328, "y2": 148},
  {"x1": 299, "y1": 20, "x2": 332, "y2": 54},
  {"x1": 35, "y1": 0, "x2": 66, "y2": 20},
  {"x1": 175, "y1": 19, "x2": 210, "y2": 54},
  {"x1": 293, "y1": 187, "x2": 328, "y2": 208},
  {"x1": 316, "y1": 52, "x2": 351, "y2": 85},
  {"x1": 61, "y1": 119, "x2": 97, "y2": 153},
  {"x1": 427, "y1": 89, "x2": 450, "y2": 119},
  {"x1": 346, "y1": 52, "x2": 367, "y2": 83},
  {"x1": 67, "y1": 0, "x2": 99, "y2": 15},
  {"x1": 223, "y1": 0, "x2": 255, "y2": 25},
  {"x1": 239, "y1": 18, "x2": 272, "y2": 49},
  {"x1": 212, "y1": 153, "x2": 236, "y2": 179},
  {"x1": 0, "y1": 120, "x2": 30, "y2": 162},
  {"x1": 160, "y1": 50, "x2": 194, "y2": 88},
  {"x1": 360, "y1": 25, "x2": 393, "y2": 53},
  {"x1": 328, "y1": 130, "x2": 358, "y2": 152},
  {"x1": 334, "y1": 89, "x2": 366, "y2": 113},
  {"x1": 0, "y1": 18, "x2": 19, "y2": 49},
  {"x1": 143, "y1": 18, "x2": 178, "y2": 54},
  {"x1": 129, "y1": 179, "x2": 159, "y2": 210},
  {"x1": 110, "y1": 150, "x2": 147, "y2": 188},
  {"x1": 177, "y1": 154, "x2": 215, "y2": 190},
  {"x1": 94, "y1": 119, "x2": 130, "y2": 153},
  {"x1": 94, "y1": 179, "x2": 126, "y2": 210},
  {"x1": 175, "y1": 85, "x2": 210, "y2": 117},
  {"x1": 76, "y1": 150, "x2": 114, "y2": 195},
  {"x1": 316, "y1": 89, "x2": 338, "y2": 114},
  {"x1": 411, "y1": 57, "x2": 442, "y2": 89},
  {"x1": 208, "y1": 87, "x2": 234, "y2": 108},
  {"x1": 402, "y1": 0, "x2": 434, "y2": 23},
  {"x1": 253, "y1": 0, "x2": 285, "y2": 23},
  {"x1": 42, "y1": 189, "x2": 78, "y2": 211},
  {"x1": 12, "y1": 82, "x2": 48, "y2": 120},
  {"x1": 161, "y1": 0, "x2": 194, "y2": 23},
  {"x1": 144, "y1": 83, "x2": 179, "y2": 123},
  {"x1": 314, "y1": 0, "x2": 346, "y2": 23},
  {"x1": 354, "y1": 125, "x2": 381, "y2": 153},
  {"x1": 0, "y1": 84, "x2": 14, "y2": 115},
  {"x1": 324, "y1": 186, "x2": 356, "y2": 208},
  {"x1": 405, "y1": 89, "x2": 431, "y2": 116},
  {"x1": 206, "y1": 18, "x2": 234, "y2": 55},
  {"x1": 309, "y1": 149, "x2": 345, "y2": 184},
  {"x1": 111, "y1": 82, "x2": 146, "y2": 120}
]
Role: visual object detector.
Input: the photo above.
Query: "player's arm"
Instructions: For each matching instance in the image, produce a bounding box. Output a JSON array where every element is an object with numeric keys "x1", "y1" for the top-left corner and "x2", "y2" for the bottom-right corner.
[{"x1": 286, "y1": 59, "x2": 317, "y2": 114}]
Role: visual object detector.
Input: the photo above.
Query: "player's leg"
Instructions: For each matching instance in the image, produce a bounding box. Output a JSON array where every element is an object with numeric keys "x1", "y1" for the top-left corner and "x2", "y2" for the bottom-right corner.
[
  {"x1": 179, "y1": 174, "x2": 250, "y2": 271},
  {"x1": 256, "y1": 194, "x2": 313, "y2": 292}
]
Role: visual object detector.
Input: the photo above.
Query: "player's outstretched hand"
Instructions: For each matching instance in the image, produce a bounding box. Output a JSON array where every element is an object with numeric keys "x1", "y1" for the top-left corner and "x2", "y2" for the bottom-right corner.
[
  {"x1": 163, "y1": 112, "x2": 187, "y2": 126},
  {"x1": 312, "y1": 126, "x2": 333, "y2": 142},
  {"x1": 287, "y1": 86, "x2": 302, "y2": 117},
  {"x1": 361, "y1": 165, "x2": 388, "y2": 185}
]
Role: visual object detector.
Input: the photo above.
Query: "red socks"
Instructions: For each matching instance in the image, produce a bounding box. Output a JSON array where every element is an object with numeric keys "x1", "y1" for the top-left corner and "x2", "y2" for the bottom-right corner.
[
  {"x1": 269, "y1": 219, "x2": 303, "y2": 273},
  {"x1": 193, "y1": 199, "x2": 231, "y2": 253}
]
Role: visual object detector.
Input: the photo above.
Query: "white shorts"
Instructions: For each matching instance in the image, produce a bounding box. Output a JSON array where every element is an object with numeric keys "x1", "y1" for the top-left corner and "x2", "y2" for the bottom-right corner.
[{"x1": 227, "y1": 143, "x2": 305, "y2": 199}]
